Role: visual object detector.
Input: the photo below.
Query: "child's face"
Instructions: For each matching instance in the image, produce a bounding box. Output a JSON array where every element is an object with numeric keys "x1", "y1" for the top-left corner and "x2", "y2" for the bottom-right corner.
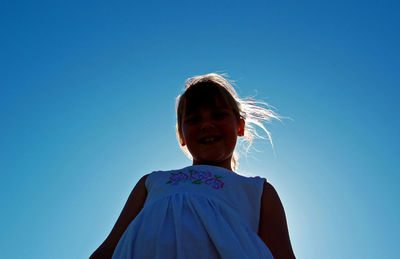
[{"x1": 179, "y1": 100, "x2": 244, "y2": 170}]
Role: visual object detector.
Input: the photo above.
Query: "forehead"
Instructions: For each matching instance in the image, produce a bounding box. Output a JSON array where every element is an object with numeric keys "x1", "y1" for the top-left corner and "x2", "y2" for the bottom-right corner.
[
  {"x1": 182, "y1": 83, "x2": 235, "y2": 115},
  {"x1": 186, "y1": 105, "x2": 232, "y2": 119}
]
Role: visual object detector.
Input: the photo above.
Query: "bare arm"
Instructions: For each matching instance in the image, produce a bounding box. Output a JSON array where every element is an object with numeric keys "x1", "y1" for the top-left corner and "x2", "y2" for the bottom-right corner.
[
  {"x1": 90, "y1": 174, "x2": 149, "y2": 259},
  {"x1": 258, "y1": 181, "x2": 296, "y2": 259}
]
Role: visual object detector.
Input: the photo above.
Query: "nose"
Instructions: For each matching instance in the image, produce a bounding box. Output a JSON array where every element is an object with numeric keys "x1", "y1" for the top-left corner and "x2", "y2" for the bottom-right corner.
[{"x1": 200, "y1": 119, "x2": 214, "y2": 131}]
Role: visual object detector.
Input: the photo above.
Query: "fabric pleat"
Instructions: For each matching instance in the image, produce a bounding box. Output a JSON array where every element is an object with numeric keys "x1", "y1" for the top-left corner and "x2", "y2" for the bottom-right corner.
[{"x1": 112, "y1": 165, "x2": 274, "y2": 259}]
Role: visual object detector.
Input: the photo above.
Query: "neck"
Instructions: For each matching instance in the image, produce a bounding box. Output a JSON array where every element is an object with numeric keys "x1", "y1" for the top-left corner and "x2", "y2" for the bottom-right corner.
[{"x1": 192, "y1": 159, "x2": 233, "y2": 171}]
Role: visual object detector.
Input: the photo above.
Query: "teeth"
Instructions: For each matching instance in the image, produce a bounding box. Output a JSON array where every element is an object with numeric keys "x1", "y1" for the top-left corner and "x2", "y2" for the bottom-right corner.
[{"x1": 203, "y1": 137, "x2": 217, "y2": 143}]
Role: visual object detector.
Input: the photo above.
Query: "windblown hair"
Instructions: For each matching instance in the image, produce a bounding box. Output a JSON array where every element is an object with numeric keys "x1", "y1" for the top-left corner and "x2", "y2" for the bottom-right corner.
[{"x1": 176, "y1": 73, "x2": 280, "y2": 171}]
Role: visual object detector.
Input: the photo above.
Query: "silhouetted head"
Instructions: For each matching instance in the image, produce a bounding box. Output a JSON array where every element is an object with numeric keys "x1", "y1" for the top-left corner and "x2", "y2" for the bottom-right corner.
[{"x1": 176, "y1": 73, "x2": 280, "y2": 171}]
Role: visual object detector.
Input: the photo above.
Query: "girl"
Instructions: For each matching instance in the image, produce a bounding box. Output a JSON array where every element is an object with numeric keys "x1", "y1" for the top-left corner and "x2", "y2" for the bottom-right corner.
[{"x1": 90, "y1": 73, "x2": 295, "y2": 259}]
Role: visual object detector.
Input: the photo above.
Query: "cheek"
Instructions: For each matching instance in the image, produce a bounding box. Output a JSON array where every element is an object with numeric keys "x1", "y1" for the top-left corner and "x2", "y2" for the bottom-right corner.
[{"x1": 181, "y1": 125, "x2": 196, "y2": 141}]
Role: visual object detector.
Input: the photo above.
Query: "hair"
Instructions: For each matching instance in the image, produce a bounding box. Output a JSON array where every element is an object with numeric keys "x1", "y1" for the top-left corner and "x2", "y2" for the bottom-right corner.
[{"x1": 175, "y1": 73, "x2": 280, "y2": 171}]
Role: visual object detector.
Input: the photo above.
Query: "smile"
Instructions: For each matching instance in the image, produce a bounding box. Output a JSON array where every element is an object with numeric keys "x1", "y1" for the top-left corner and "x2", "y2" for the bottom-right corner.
[{"x1": 199, "y1": 136, "x2": 222, "y2": 144}]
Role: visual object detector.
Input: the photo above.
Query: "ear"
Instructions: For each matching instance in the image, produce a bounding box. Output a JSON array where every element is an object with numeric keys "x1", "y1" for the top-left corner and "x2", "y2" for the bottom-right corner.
[{"x1": 238, "y1": 118, "x2": 245, "y2": 137}]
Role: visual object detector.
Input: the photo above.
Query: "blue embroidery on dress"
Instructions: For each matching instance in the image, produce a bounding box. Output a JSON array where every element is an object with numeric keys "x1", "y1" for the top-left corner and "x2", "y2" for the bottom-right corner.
[{"x1": 166, "y1": 170, "x2": 224, "y2": 189}]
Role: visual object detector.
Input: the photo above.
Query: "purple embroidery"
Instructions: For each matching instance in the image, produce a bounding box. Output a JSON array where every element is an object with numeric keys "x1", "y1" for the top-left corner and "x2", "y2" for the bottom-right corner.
[
  {"x1": 190, "y1": 171, "x2": 212, "y2": 184},
  {"x1": 205, "y1": 176, "x2": 225, "y2": 189},
  {"x1": 166, "y1": 171, "x2": 189, "y2": 185},
  {"x1": 166, "y1": 170, "x2": 224, "y2": 189}
]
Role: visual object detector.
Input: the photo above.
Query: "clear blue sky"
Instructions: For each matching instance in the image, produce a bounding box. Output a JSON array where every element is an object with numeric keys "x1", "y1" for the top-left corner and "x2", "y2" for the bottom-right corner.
[{"x1": 1, "y1": 1, "x2": 399, "y2": 258}]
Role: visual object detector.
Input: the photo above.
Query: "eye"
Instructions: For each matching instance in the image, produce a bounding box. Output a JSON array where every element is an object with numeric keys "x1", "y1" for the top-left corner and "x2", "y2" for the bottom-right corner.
[
  {"x1": 184, "y1": 115, "x2": 200, "y2": 124},
  {"x1": 213, "y1": 111, "x2": 229, "y2": 120}
]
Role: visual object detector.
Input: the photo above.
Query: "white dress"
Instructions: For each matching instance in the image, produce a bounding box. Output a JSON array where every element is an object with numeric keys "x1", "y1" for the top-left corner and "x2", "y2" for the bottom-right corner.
[{"x1": 112, "y1": 165, "x2": 274, "y2": 259}]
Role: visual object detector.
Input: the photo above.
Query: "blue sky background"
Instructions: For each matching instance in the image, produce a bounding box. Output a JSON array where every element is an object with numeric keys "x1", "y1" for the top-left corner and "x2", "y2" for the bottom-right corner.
[{"x1": 1, "y1": 1, "x2": 399, "y2": 258}]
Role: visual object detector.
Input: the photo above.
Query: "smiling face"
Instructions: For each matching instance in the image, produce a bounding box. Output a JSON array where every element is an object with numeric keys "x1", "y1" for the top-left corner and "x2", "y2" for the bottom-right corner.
[
  {"x1": 177, "y1": 84, "x2": 245, "y2": 170},
  {"x1": 180, "y1": 103, "x2": 244, "y2": 170}
]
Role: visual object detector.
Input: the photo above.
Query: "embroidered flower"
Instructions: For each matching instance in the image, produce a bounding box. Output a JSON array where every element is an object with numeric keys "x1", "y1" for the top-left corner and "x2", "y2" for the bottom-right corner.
[
  {"x1": 190, "y1": 171, "x2": 212, "y2": 184},
  {"x1": 167, "y1": 171, "x2": 189, "y2": 185},
  {"x1": 205, "y1": 175, "x2": 225, "y2": 189}
]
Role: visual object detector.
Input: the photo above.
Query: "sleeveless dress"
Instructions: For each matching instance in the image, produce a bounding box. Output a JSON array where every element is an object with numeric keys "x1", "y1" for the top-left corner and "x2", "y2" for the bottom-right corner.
[{"x1": 112, "y1": 165, "x2": 274, "y2": 259}]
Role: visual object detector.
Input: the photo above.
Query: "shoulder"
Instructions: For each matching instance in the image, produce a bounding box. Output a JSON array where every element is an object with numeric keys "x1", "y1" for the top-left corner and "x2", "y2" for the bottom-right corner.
[
  {"x1": 260, "y1": 181, "x2": 281, "y2": 214},
  {"x1": 262, "y1": 181, "x2": 278, "y2": 198},
  {"x1": 138, "y1": 174, "x2": 149, "y2": 183},
  {"x1": 259, "y1": 181, "x2": 296, "y2": 258},
  {"x1": 144, "y1": 169, "x2": 177, "y2": 186},
  {"x1": 124, "y1": 174, "x2": 149, "y2": 206},
  {"x1": 135, "y1": 174, "x2": 149, "y2": 189}
]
